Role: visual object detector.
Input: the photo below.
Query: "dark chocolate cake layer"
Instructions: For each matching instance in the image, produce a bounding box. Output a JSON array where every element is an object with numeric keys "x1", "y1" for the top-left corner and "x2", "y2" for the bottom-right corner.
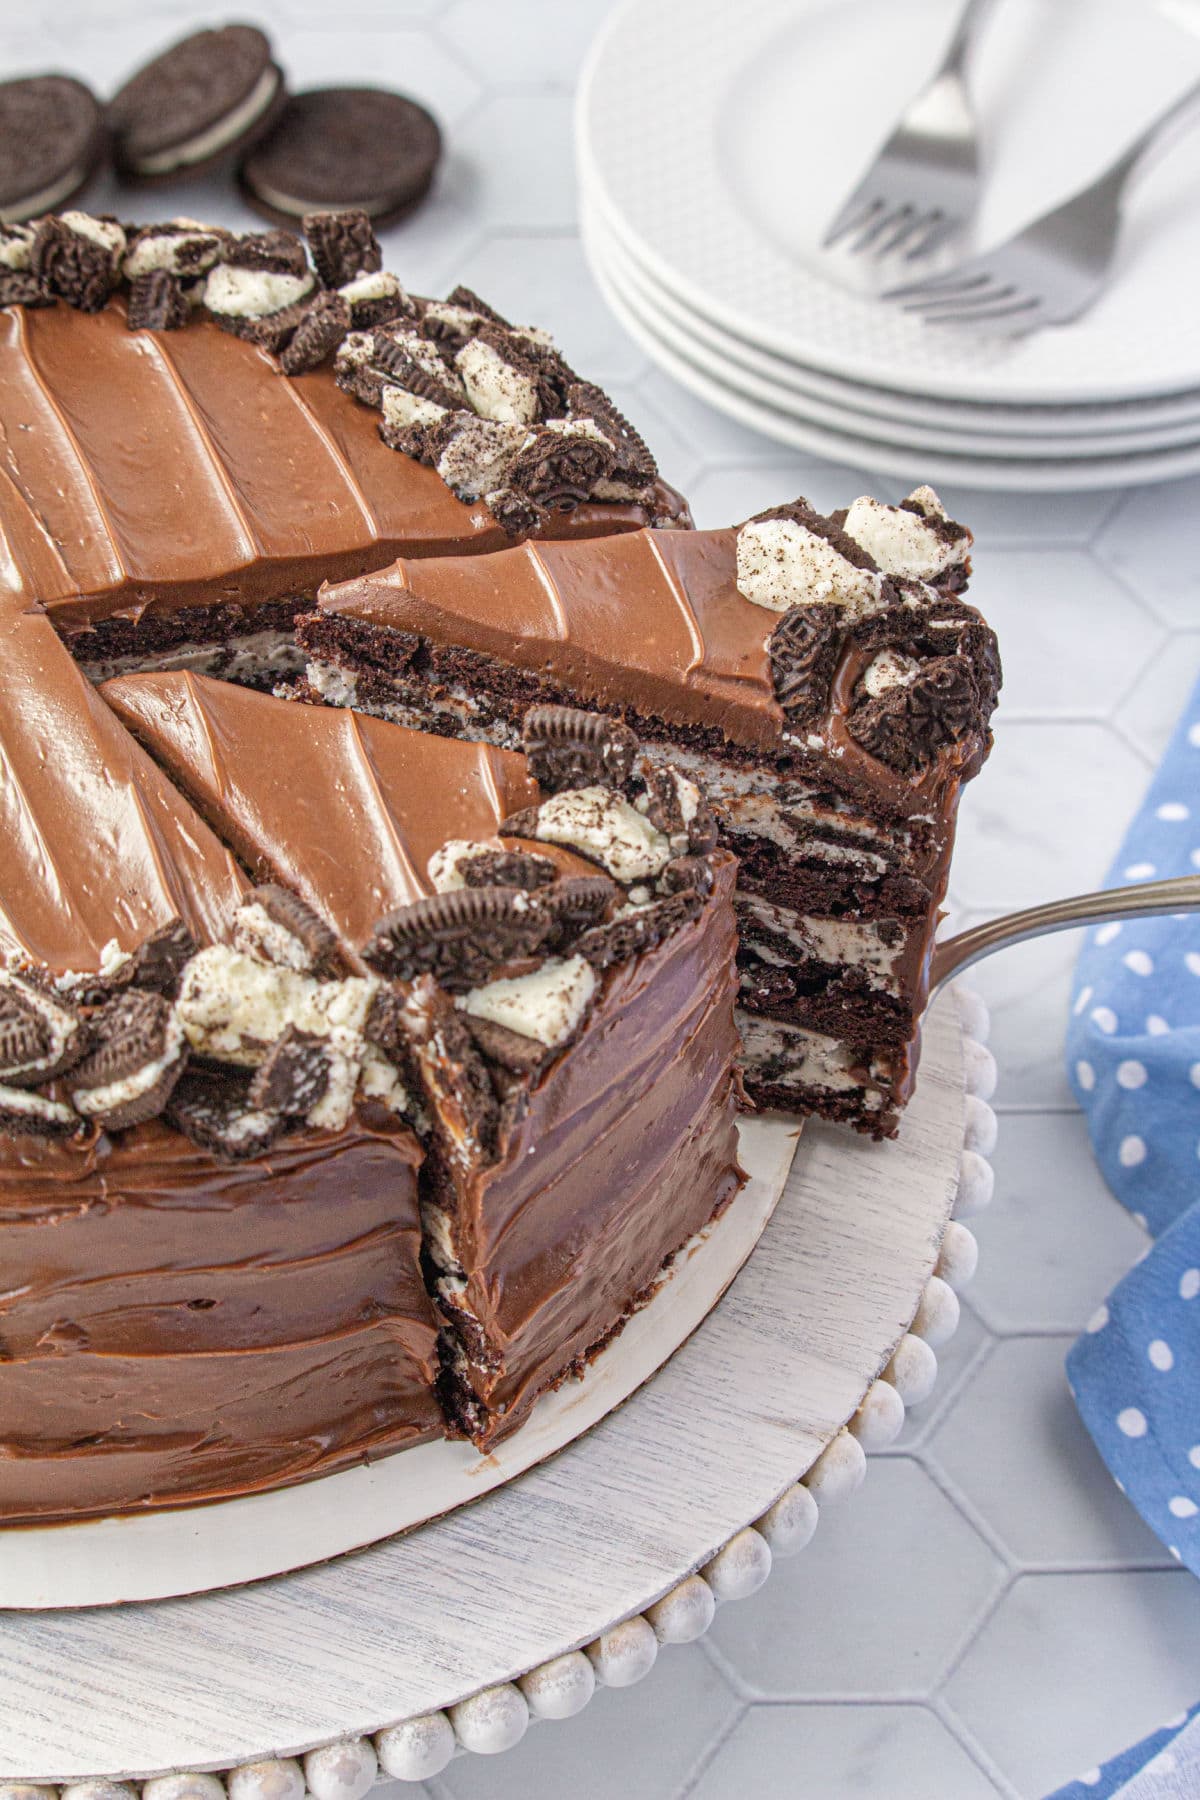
[{"x1": 304, "y1": 497, "x2": 999, "y2": 1132}]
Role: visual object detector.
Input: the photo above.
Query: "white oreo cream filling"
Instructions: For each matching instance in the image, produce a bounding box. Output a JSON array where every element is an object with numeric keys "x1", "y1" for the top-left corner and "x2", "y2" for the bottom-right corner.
[
  {"x1": 437, "y1": 418, "x2": 527, "y2": 500},
  {"x1": 0, "y1": 1085, "x2": 77, "y2": 1128},
  {"x1": 72, "y1": 1013, "x2": 186, "y2": 1118},
  {"x1": 340, "y1": 269, "x2": 407, "y2": 307},
  {"x1": 203, "y1": 263, "x2": 314, "y2": 319},
  {"x1": 842, "y1": 490, "x2": 969, "y2": 580},
  {"x1": 455, "y1": 338, "x2": 540, "y2": 425},
  {"x1": 176, "y1": 947, "x2": 375, "y2": 1066},
  {"x1": 232, "y1": 901, "x2": 313, "y2": 972},
  {"x1": 736, "y1": 517, "x2": 884, "y2": 618},
  {"x1": 459, "y1": 955, "x2": 595, "y2": 1049},
  {"x1": 122, "y1": 223, "x2": 225, "y2": 280},
  {"x1": 0, "y1": 225, "x2": 35, "y2": 269},
  {"x1": 380, "y1": 383, "x2": 448, "y2": 430},
  {"x1": 60, "y1": 211, "x2": 126, "y2": 265},
  {"x1": 862, "y1": 648, "x2": 922, "y2": 697},
  {"x1": 520, "y1": 787, "x2": 672, "y2": 882}
]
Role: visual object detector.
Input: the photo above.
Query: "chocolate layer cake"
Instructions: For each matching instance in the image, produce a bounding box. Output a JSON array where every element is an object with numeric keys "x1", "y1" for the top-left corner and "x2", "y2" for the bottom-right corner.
[
  {"x1": 0, "y1": 209, "x2": 687, "y2": 683},
  {"x1": 0, "y1": 650, "x2": 742, "y2": 1518},
  {"x1": 300, "y1": 496, "x2": 1000, "y2": 1133}
]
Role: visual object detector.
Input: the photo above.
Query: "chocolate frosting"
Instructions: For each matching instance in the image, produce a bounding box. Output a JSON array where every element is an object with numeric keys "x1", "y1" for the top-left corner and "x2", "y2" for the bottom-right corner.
[
  {"x1": 443, "y1": 855, "x2": 743, "y2": 1444},
  {"x1": 102, "y1": 669, "x2": 541, "y2": 949},
  {"x1": 0, "y1": 607, "x2": 246, "y2": 975},
  {"x1": 317, "y1": 528, "x2": 994, "y2": 818},
  {"x1": 0, "y1": 301, "x2": 685, "y2": 636},
  {"x1": 0, "y1": 1111, "x2": 439, "y2": 1524}
]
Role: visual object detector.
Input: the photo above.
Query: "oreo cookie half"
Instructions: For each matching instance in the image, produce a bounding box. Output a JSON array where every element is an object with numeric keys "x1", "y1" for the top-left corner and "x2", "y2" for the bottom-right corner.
[
  {"x1": 238, "y1": 87, "x2": 441, "y2": 227},
  {"x1": 0, "y1": 76, "x2": 106, "y2": 223},
  {"x1": 108, "y1": 24, "x2": 286, "y2": 182}
]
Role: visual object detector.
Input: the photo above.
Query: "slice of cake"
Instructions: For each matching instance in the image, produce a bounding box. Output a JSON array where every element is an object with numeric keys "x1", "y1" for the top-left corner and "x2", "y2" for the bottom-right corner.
[
  {"x1": 0, "y1": 669, "x2": 742, "y2": 1519},
  {"x1": 298, "y1": 494, "x2": 1000, "y2": 1134},
  {"x1": 0, "y1": 210, "x2": 686, "y2": 685}
]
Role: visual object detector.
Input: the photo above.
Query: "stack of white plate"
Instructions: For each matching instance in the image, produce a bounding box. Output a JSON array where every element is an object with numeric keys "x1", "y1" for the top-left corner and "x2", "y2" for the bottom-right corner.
[{"x1": 577, "y1": 0, "x2": 1200, "y2": 492}]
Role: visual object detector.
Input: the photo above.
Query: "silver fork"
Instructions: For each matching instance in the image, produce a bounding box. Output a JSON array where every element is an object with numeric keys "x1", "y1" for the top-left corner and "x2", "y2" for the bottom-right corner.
[
  {"x1": 885, "y1": 76, "x2": 1200, "y2": 334},
  {"x1": 822, "y1": 0, "x2": 999, "y2": 264}
]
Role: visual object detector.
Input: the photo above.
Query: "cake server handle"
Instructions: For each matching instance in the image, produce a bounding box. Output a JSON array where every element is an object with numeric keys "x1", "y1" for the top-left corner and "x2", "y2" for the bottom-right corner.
[{"x1": 929, "y1": 872, "x2": 1200, "y2": 993}]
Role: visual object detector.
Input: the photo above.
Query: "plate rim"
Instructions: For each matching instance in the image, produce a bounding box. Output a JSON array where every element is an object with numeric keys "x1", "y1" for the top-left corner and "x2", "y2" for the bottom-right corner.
[{"x1": 577, "y1": 0, "x2": 1200, "y2": 407}]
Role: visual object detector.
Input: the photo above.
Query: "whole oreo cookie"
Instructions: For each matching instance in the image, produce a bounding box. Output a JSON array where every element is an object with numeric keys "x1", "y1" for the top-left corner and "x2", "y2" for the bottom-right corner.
[
  {"x1": 107, "y1": 24, "x2": 286, "y2": 182},
  {"x1": 238, "y1": 87, "x2": 441, "y2": 227},
  {"x1": 0, "y1": 76, "x2": 106, "y2": 223}
]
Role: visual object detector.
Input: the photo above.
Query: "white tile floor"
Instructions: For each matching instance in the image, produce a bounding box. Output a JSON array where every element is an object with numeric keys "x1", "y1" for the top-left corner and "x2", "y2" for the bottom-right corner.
[{"x1": 8, "y1": 2, "x2": 1200, "y2": 1794}]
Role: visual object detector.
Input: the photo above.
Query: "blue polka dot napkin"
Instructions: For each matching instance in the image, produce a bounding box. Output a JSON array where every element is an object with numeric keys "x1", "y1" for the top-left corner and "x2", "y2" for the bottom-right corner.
[
  {"x1": 1047, "y1": 672, "x2": 1200, "y2": 1798},
  {"x1": 1064, "y1": 674, "x2": 1200, "y2": 1575}
]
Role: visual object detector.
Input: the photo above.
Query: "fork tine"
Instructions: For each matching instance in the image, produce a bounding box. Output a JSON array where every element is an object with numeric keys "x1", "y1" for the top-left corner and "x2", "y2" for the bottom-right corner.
[
  {"x1": 886, "y1": 270, "x2": 998, "y2": 308},
  {"x1": 924, "y1": 295, "x2": 1043, "y2": 329},
  {"x1": 870, "y1": 207, "x2": 939, "y2": 258},
  {"x1": 822, "y1": 191, "x2": 883, "y2": 249},
  {"x1": 901, "y1": 211, "x2": 953, "y2": 262},
  {"x1": 850, "y1": 204, "x2": 917, "y2": 254},
  {"x1": 905, "y1": 279, "x2": 1015, "y2": 316}
]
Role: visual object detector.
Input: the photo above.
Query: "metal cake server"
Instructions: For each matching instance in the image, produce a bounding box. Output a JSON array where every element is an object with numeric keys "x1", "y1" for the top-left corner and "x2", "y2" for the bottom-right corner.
[
  {"x1": 822, "y1": 0, "x2": 1000, "y2": 264},
  {"x1": 930, "y1": 872, "x2": 1200, "y2": 994},
  {"x1": 885, "y1": 75, "x2": 1200, "y2": 334}
]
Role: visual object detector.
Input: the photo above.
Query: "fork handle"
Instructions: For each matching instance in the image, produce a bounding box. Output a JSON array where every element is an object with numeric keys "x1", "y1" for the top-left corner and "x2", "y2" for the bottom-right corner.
[
  {"x1": 929, "y1": 872, "x2": 1200, "y2": 993},
  {"x1": 1109, "y1": 76, "x2": 1200, "y2": 195},
  {"x1": 939, "y1": 0, "x2": 1003, "y2": 75}
]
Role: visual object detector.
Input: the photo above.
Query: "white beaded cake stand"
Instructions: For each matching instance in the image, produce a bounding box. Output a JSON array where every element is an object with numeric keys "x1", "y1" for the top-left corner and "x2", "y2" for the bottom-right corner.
[{"x1": 0, "y1": 988, "x2": 996, "y2": 1791}]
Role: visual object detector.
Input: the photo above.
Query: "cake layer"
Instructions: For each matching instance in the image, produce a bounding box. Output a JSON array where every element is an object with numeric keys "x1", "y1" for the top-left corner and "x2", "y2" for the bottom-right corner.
[
  {"x1": 102, "y1": 670, "x2": 540, "y2": 949},
  {"x1": 304, "y1": 506, "x2": 997, "y2": 1132},
  {"x1": 0, "y1": 1112, "x2": 438, "y2": 1524},
  {"x1": 424, "y1": 854, "x2": 744, "y2": 1446},
  {"x1": 0, "y1": 607, "x2": 247, "y2": 977},
  {"x1": 0, "y1": 300, "x2": 681, "y2": 638}
]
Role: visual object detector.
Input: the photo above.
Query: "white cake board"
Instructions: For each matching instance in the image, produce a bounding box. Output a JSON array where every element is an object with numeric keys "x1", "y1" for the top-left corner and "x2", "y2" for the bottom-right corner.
[
  {"x1": 0, "y1": 1115, "x2": 801, "y2": 1612},
  {"x1": 0, "y1": 998, "x2": 967, "y2": 1782}
]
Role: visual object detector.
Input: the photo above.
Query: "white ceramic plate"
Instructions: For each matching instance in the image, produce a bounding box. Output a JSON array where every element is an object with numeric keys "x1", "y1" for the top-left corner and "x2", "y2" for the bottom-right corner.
[
  {"x1": 0, "y1": 1116, "x2": 799, "y2": 1610},
  {"x1": 584, "y1": 183, "x2": 1200, "y2": 439},
  {"x1": 577, "y1": 0, "x2": 1200, "y2": 406},
  {"x1": 587, "y1": 225, "x2": 1200, "y2": 489},
  {"x1": 588, "y1": 211, "x2": 1200, "y2": 458}
]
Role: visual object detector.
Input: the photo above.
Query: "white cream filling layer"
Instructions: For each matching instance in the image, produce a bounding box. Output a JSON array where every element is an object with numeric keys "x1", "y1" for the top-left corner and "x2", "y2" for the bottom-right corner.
[
  {"x1": 735, "y1": 1011, "x2": 887, "y2": 1108},
  {"x1": 736, "y1": 893, "x2": 906, "y2": 992}
]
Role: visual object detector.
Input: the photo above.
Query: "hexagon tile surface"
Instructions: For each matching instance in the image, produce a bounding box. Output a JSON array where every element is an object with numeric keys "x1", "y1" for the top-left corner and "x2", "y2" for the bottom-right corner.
[{"x1": 8, "y1": 1, "x2": 1200, "y2": 1796}]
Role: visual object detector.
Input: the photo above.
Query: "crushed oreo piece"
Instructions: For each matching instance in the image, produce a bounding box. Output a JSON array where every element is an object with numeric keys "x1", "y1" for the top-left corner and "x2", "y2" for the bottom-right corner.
[
  {"x1": 364, "y1": 983, "x2": 407, "y2": 1057},
  {"x1": 372, "y1": 337, "x2": 463, "y2": 409},
  {"x1": 234, "y1": 884, "x2": 339, "y2": 973},
  {"x1": 662, "y1": 855, "x2": 716, "y2": 898},
  {"x1": 506, "y1": 424, "x2": 617, "y2": 512},
  {"x1": 485, "y1": 484, "x2": 541, "y2": 538},
  {"x1": 847, "y1": 655, "x2": 980, "y2": 771},
  {"x1": 0, "y1": 1084, "x2": 78, "y2": 1137},
  {"x1": 303, "y1": 209, "x2": 381, "y2": 288},
  {"x1": 248, "y1": 1025, "x2": 331, "y2": 1115},
  {"x1": 522, "y1": 705, "x2": 639, "y2": 793},
  {"x1": 127, "y1": 268, "x2": 190, "y2": 331},
  {"x1": 127, "y1": 920, "x2": 198, "y2": 994},
  {"x1": 66, "y1": 989, "x2": 187, "y2": 1131},
  {"x1": 31, "y1": 215, "x2": 125, "y2": 312},
  {"x1": 531, "y1": 875, "x2": 617, "y2": 945},
  {"x1": 443, "y1": 284, "x2": 512, "y2": 328},
  {"x1": 459, "y1": 849, "x2": 558, "y2": 890},
  {"x1": 338, "y1": 268, "x2": 415, "y2": 330},
  {"x1": 363, "y1": 887, "x2": 554, "y2": 991},
  {"x1": 575, "y1": 890, "x2": 704, "y2": 971},
  {"x1": 279, "y1": 290, "x2": 351, "y2": 374},
  {"x1": 123, "y1": 222, "x2": 230, "y2": 280},
  {"x1": 461, "y1": 1013, "x2": 548, "y2": 1077},
  {"x1": 687, "y1": 794, "x2": 720, "y2": 855},
  {"x1": 225, "y1": 229, "x2": 309, "y2": 277},
  {"x1": 220, "y1": 297, "x2": 312, "y2": 352},
  {"x1": 639, "y1": 767, "x2": 690, "y2": 839},
  {"x1": 0, "y1": 973, "x2": 87, "y2": 1087},
  {"x1": 0, "y1": 223, "x2": 36, "y2": 270},
  {"x1": 769, "y1": 603, "x2": 844, "y2": 727},
  {"x1": 166, "y1": 1067, "x2": 282, "y2": 1161},
  {"x1": 0, "y1": 270, "x2": 52, "y2": 308},
  {"x1": 566, "y1": 381, "x2": 657, "y2": 482}
]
